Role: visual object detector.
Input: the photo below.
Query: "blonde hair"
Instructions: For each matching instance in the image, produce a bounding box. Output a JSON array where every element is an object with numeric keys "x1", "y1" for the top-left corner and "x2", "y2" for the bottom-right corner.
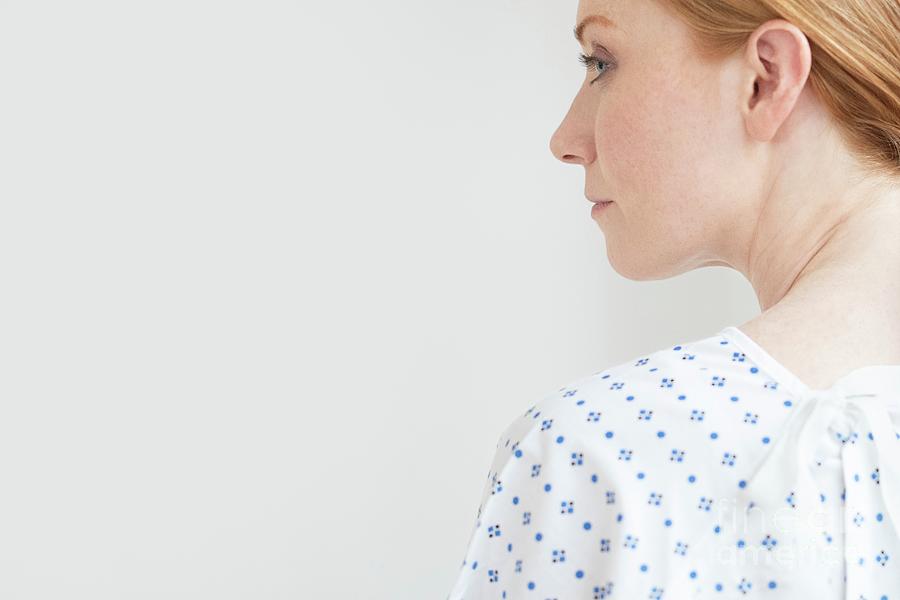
[{"x1": 656, "y1": 0, "x2": 900, "y2": 179}]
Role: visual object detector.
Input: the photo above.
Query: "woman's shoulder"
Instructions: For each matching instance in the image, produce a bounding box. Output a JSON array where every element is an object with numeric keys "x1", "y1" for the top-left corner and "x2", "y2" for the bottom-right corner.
[{"x1": 492, "y1": 327, "x2": 796, "y2": 462}]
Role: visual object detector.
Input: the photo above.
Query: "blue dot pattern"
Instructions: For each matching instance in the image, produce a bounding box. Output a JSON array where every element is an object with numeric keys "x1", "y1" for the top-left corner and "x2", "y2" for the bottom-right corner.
[{"x1": 447, "y1": 326, "x2": 900, "y2": 599}]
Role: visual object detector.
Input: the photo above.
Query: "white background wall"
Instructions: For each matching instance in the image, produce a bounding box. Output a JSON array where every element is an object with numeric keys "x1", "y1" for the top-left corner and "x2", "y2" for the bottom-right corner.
[{"x1": 0, "y1": 1, "x2": 759, "y2": 598}]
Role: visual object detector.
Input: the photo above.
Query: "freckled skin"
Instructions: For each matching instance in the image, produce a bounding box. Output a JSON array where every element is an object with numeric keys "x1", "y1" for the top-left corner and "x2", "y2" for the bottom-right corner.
[{"x1": 549, "y1": 0, "x2": 900, "y2": 385}]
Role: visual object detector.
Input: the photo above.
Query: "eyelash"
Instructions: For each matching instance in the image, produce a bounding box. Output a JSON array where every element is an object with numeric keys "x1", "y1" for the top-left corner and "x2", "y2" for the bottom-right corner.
[{"x1": 578, "y1": 52, "x2": 612, "y2": 85}]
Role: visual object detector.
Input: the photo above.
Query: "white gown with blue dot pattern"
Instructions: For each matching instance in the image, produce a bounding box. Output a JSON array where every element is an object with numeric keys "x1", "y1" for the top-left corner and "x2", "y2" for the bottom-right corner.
[{"x1": 447, "y1": 326, "x2": 900, "y2": 599}]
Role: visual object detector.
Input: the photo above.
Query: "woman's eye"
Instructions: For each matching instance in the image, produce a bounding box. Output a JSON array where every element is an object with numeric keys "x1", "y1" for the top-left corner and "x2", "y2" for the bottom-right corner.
[{"x1": 578, "y1": 52, "x2": 612, "y2": 85}]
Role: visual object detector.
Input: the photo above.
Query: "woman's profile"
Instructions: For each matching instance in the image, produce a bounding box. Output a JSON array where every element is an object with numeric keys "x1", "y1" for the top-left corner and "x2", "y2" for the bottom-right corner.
[{"x1": 447, "y1": 0, "x2": 900, "y2": 598}]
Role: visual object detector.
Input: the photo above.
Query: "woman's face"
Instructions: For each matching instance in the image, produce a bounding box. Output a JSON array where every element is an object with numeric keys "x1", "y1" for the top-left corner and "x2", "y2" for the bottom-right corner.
[{"x1": 550, "y1": 0, "x2": 762, "y2": 280}]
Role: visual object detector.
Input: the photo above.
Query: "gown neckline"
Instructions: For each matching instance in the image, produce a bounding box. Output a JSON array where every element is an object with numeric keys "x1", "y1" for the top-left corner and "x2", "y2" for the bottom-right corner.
[{"x1": 718, "y1": 325, "x2": 900, "y2": 400}]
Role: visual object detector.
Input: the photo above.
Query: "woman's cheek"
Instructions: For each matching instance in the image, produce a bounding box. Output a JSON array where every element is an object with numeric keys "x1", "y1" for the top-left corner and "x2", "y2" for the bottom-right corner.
[{"x1": 595, "y1": 102, "x2": 670, "y2": 199}]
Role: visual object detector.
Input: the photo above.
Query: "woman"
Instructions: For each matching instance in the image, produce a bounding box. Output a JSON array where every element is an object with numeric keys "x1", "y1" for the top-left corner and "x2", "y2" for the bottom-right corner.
[{"x1": 447, "y1": 0, "x2": 899, "y2": 598}]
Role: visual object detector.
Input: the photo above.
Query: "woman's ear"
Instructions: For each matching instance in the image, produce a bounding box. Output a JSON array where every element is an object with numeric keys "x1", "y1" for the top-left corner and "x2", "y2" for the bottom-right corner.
[{"x1": 742, "y1": 18, "x2": 812, "y2": 142}]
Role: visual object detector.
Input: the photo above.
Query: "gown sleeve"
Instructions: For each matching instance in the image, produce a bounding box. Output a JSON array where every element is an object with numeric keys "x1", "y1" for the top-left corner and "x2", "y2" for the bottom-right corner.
[{"x1": 446, "y1": 389, "x2": 621, "y2": 599}]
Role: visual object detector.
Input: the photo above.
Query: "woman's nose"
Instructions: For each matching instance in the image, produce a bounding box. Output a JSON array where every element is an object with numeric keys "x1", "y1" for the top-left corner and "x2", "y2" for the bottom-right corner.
[
  {"x1": 549, "y1": 120, "x2": 594, "y2": 166},
  {"x1": 549, "y1": 94, "x2": 595, "y2": 166}
]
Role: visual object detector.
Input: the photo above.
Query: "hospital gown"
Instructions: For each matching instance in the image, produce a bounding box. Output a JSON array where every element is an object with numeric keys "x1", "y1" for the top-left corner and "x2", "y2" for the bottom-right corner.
[{"x1": 447, "y1": 326, "x2": 900, "y2": 599}]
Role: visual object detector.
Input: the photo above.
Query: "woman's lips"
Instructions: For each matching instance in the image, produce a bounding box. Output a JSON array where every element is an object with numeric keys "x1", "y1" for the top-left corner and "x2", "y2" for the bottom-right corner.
[{"x1": 591, "y1": 200, "x2": 613, "y2": 217}]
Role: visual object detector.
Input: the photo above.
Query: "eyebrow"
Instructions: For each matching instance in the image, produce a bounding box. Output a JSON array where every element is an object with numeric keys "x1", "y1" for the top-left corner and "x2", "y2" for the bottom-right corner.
[{"x1": 573, "y1": 14, "x2": 617, "y2": 45}]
